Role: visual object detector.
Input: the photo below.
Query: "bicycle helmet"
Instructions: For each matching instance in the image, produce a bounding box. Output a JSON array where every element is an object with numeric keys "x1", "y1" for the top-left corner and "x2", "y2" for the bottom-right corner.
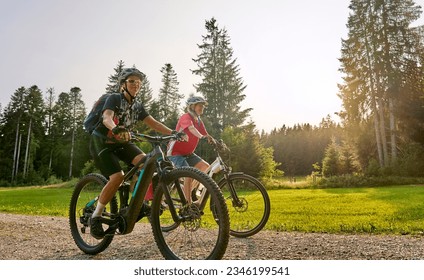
[
  {"x1": 118, "y1": 68, "x2": 146, "y2": 85},
  {"x1": 186, "y1": 96, "x2": 208, "y2": 106}
]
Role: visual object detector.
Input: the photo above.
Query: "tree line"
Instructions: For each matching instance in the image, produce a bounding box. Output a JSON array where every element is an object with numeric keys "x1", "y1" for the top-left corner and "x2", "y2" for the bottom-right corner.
[
  {"x1": 264, "y1": 0, "x2": 424, "y2": 179},
  {"x1": 0, "y1": 18, "x2": 280, "y2": 186},
  {"x1": 2, "y1": 1, "x2": 424, "y2": 187},
  {"x1": 335, "y1": 0, "x2": 424, "y2": 177}
]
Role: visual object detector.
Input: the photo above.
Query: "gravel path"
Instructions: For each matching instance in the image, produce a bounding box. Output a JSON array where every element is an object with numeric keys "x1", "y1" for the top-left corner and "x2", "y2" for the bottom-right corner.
[{"x1": 1, "y1": 212, "x2": 424, "y2": 260}]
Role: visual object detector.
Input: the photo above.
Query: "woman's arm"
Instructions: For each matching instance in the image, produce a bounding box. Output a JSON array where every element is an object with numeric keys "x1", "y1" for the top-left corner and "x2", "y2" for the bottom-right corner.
[{"x1": 188, "y1": 125, "x2": 205, "y2": 138}]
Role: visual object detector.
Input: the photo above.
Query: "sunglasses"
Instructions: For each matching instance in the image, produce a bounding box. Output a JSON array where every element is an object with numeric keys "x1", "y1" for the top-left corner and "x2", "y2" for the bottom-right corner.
[{"x1": 126, "y1": 79, "x2": 142, "y2": 85}]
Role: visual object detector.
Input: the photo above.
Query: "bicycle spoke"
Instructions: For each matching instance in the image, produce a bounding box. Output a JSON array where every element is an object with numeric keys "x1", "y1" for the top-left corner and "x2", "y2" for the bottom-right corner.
[
  {"x1": 219, "y1": 174, "x2": 270, "y2": 237},
  {"x1": 150, "y1": 167, "x2": 229, "y2": 260},
  {"x1": 69, "y1": 174, "x2": 118, "y2": 254}
]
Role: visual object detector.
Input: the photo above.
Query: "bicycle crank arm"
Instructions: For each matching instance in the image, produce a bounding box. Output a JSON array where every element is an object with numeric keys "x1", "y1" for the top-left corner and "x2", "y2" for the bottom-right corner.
[{"x1": 98, "y1": 216, "x2": 120, "y2": 235}]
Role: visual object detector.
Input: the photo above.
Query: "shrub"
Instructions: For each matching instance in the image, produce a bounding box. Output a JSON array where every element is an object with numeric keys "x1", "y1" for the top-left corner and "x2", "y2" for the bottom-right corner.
[
  {"x1": 45, "y1": 175, "x2": 63, "y2": 185},
  {"x1": 81, "y1": 160, "x2": 100, "y2": 176},
  {"x1": 397, "y1": 143, "x2": 424, "y2": 177}
]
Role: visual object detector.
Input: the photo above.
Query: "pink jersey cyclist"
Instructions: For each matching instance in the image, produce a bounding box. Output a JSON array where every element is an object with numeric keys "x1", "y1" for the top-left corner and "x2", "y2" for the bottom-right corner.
[
  {"x1": 167, "y1": 96, "x2": 215, "y2": 203},
  {"x1": 168, "y1": 112, "x2": 207, "y2": 157}
]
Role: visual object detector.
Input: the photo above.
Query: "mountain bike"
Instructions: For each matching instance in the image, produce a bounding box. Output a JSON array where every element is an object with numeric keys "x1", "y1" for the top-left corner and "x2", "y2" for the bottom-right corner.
[
  {"x1": 69, "y1": 133, "x2": 230, "y2": 260},
  {"x1": 166, "y1": 139, "x2": 271, "y2": 238}
]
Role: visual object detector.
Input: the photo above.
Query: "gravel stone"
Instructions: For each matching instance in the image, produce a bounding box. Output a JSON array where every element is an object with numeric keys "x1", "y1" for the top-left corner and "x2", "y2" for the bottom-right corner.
[{"x1": 1, "y1": 213, "x2": 424, "y2": 260}]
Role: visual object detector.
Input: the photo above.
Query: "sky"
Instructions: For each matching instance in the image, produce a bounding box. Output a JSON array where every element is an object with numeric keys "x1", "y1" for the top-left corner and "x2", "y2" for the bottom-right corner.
[{"x1": 1, "y1": 0, "x2": 424, "y2": 133}]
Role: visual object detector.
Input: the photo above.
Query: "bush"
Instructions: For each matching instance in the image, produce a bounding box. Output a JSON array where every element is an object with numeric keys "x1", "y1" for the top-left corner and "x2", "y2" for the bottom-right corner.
[
  {"x1": 63, "y1": 177, "x2": 80, "y2": 188},
  {"x1": 81, "y1": 160, "x2": 100, "y2": 176},
  {"x1": 365, "y1": 158, "x2": 381, "y2": 176},
  {"x1": 0, "y1": 179, "x2": 12, "y2": 187},
  {"x1": 45, "y1": 175, "x2": 63, "y2": 185},
  {"x1": 397, "y1": 143, "x2": 424, "y2": 177},
  {"x1": 25, "y1": 170, "x2": 45, "y2": 185}
]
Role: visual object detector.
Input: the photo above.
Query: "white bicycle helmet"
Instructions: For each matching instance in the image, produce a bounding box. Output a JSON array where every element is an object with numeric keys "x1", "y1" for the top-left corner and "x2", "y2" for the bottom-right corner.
[{"x1": 186, "y1": 96, "x2": 208, "y2": 106}]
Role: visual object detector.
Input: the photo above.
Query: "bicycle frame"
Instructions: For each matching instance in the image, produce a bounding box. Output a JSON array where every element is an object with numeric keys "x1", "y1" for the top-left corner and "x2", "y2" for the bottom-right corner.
[
  {"x1": 92, "y1": 134, "x2": 185, "y2": 235},
  {"x1": 122, "y1": 147, "x2": 158, "y2": 233},
  {"x1": 125, "y1": 134, "x2": 190, "y2": 234},
  {"x1": 194, "y1": 140, "x2": 243, "y2": 208},
  {"x1": 70, "y1": 132, "x2": 231, "y2": 259}
]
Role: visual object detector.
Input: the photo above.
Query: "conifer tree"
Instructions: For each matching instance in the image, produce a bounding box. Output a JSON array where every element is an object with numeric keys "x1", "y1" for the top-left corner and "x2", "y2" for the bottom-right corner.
[
  {"x1": 106, "y1": 60, "x2": 125, "y2": 93},
  {"x1": 338, "y1": 0, "x2": 423, "y2": 169},
  {"x1": 137, "y1": 75, "x2": 154, "y2": 110},
  {"x1": 192, "y1": 17, "x2": 252, "y2": 137},
  {"x1": 322, "y1": 137, "x2": 341, "y2": 177},
  {"x1": 1, "y1": 87, "x2": 26, "y2": 182},
  {"x1": 21, "y1": 86, "x2": 45, "y2": 180},
  {"x1": 157, "y1": 63, "x2": 183, "y2": 128},
  {"x1": 50, "y1": 92, "x2": 74, "y2": 178},
  {"x1": 68, "y1": 87, "x2": 86, "y2": 178},
  {"x1": 134, "y1": 75, "x2": 156, "y2": 134},
  {"x1": 44, "y1": 87, "x2": 56, "y2": 175}
]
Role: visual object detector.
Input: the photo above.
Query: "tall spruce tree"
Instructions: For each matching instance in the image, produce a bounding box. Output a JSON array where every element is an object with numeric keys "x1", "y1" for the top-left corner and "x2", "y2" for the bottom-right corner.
[
  {"x1": 68, "y1": 87, "x2": 86, "y2": 178},
  {"x1": 134, "y1": 75, "x2": 156, "y2": 133},
  {"x1": 137, "y1": 75, "x2": 154, "y2": 109},
  {"x1": 21, "y1": 86, "x2": 45, "y2": 180},
  {"x1": 157, "y1": 63, "x2": 183, "y2": 128},
  {"x1": 1, "y1": 87, "x2": 26, "y2": 182},
  {"x1": 395, "y1": 25, "x2": 424, "y2": 146},
  {"x1": 50, "y1": 92, "x2": 74, "y2": 178},
  {"x1": 338, "y1": 0, "x2": 423, "y2": 169},
  {"x1": 44, "y1": 87, "x2": 56, "y2": 175},
  {"x1": 106, "y1": 60, "x2": 125, "y2": 93},
  {"x1": 192, "y1": 17, "x2": 252, "y2": 137}
]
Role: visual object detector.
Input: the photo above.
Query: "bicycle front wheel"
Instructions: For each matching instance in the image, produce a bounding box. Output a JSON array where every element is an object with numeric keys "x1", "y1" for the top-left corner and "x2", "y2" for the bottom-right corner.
[
  {"x1": 150, "y1": 167, "x2": 230, "y2": 260},
  {"x1": 218, "y1": 173, "x2": 271, "y2": 238},
  {"x1": 69, "y1": 173, "x2": 118, "y2": 255}
]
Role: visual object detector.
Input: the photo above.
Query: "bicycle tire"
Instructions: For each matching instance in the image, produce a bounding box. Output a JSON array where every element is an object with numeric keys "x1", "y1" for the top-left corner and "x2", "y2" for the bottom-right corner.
[
  {"x1": 69, "y1": 173, "x2": 118, "y2": 255},
  {"x1": 218, "y1": 173, "x2": 270, "y2": 238},
  {"x1": 150, "y1": 167, "x2": 230, "y2": 260}
]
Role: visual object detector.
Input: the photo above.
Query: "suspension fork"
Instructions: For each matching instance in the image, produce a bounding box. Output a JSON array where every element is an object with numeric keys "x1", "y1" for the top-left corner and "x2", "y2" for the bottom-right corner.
[
  {"x1": 221, "y1": 172, "x2": 244, "y2": 207},
  {"x1": 158, "y1": 175, "x2": 186, "y2": 223}
]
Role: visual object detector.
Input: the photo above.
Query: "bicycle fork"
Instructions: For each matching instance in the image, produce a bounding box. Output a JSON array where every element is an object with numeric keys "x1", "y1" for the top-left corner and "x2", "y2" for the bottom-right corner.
[{"x1": 223, "y1": 174, "x2": 245, "y2": 208}]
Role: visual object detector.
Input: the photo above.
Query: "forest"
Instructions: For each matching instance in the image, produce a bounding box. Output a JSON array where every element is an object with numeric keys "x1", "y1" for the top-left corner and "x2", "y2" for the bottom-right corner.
[{"x1": 1, "y1": 1, "x2": 424, "y2": 186}]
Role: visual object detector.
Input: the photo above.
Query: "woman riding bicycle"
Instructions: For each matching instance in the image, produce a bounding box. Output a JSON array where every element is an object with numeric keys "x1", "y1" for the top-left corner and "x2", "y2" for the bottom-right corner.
[
  {"x1": 166, "y1": 98, "x2": 270, "y2": 240},
  {"x1": 89, "y1": 67, "x2": 186, "y2": 239},
  {"x1": 167, "y1": 96, "x2": 215, "y2": 203}
]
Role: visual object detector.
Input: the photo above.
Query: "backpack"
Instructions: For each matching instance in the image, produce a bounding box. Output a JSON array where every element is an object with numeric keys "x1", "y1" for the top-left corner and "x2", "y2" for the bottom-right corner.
[{"x1": 83, "y1": 93, "x2": 110, "y2": 134}]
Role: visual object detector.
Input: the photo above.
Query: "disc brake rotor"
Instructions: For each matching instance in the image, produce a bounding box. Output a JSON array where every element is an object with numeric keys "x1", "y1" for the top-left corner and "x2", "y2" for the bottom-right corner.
[{"x1": 181, "y1": 204, "x2": 202, "y2": 231}]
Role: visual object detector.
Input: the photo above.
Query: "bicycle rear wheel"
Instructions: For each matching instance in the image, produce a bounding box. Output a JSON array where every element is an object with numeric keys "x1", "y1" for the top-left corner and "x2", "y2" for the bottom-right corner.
[
  {"x1": 218, "y1": 173, "x2": 270, "y2": 238},
  {"x1": 150, "y1": 167, "x2": 230, "y2": 260},
  {"x1": 69, "y1": 173, "x2": 118, "y2": 255}
]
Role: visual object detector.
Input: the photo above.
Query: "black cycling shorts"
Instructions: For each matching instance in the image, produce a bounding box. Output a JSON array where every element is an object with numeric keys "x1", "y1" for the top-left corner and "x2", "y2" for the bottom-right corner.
[{"x1": 90, "y1": 135, "x2": 143, "y2": 178}]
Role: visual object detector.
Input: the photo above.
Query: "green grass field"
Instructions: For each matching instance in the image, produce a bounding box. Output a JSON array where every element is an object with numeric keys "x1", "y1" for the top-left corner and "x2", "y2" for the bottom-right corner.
[
  {"x1": 267, "y1": 186, "x2": 424, "y2": 234},
  {"x1": 0, "y1": 184, "x2": 74, "y2": 216},
  {"x1": 1, "y1": 183, "x2": 424, "y2": 235}
]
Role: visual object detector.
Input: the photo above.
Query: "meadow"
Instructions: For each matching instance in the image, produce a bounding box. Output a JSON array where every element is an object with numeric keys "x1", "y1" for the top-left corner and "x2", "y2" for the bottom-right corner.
[{"x1": 1, "y1": 182, "x2": 424, "y2": 235}]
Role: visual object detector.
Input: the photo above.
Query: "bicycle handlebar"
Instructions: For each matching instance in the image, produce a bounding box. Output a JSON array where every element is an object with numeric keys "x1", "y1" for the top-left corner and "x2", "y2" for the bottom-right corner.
[
  {"x1": 131, "y1": 133, "x2": 179, "y2": 144},
  {"x1": 209, "y1": 138, "x2": 230, "y2": 152}
]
